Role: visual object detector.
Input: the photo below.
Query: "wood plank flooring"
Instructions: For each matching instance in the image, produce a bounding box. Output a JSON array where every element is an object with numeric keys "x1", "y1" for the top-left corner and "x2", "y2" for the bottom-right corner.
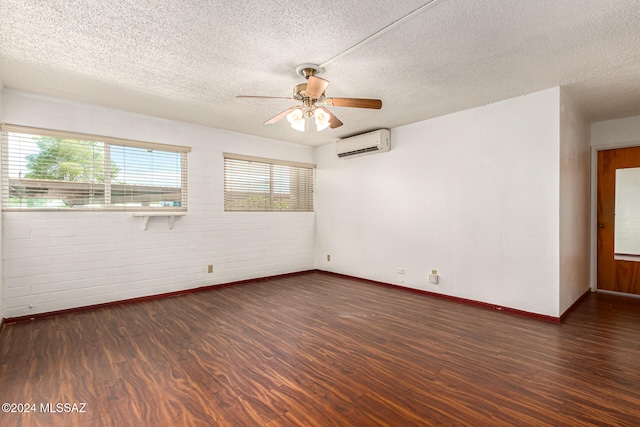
[{"x1": 1, "y1": 271, "x2": 640, "y2": 426}]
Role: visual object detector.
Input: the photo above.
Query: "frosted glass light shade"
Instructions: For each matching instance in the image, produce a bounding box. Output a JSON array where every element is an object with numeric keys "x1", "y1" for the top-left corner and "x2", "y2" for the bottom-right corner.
[
  {"x1": 286, "y1": 108, "x2": 305, "y2": 131},
  {"x1": 315, "y1": 109, "x2": 330, "y2": 131}
]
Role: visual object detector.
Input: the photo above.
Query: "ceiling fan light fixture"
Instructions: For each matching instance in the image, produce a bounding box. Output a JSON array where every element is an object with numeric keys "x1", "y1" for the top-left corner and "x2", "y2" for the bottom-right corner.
[
  {"x1": 238, "y1": 64, "x2": 380, "y2": 131},
  {"x1": 315, "y1": 108, "x2": 330, "y2": 131},
  {"x1": 286, "y1": 108, "x2": 306, "y2": 131}
]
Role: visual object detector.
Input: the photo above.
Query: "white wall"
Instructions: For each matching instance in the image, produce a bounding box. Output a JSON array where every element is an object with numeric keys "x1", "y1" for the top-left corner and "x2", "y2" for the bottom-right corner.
[
  {"x1": 592, "y1": 116, "x2": 640, "y2": 147},
  {"x1": 0, "y1": 88, "x2": 3, "y2": 320},
  {"x1": 1, "y1": 87, "x2": 600, "y2": 320},
  {"x1": 1, "y1": 91, "x2": 316, "y2": 318},
  {"x1": 315, "y1": 88, "x2": 563, "y2": 317},
  {"x1": 558, "y1": 88, "x2": 591, "y2": 314}
]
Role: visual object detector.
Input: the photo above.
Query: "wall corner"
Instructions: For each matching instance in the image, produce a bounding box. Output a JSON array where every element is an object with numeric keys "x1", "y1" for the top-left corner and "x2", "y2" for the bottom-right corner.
[{"x1": 559, "y1": 87, "x2": 592, "y2": 314}]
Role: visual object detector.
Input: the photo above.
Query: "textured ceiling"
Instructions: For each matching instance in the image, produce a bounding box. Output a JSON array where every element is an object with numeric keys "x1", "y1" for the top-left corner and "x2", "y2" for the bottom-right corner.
[{"x1": 1, "y1": 0, "x2": 639, "y2": 146}]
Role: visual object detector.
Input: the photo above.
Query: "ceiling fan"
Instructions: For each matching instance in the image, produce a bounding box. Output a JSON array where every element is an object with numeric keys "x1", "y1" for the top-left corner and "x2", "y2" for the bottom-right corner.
[{"x1": 237, "y1": 64, "x2": 382, "y2": 131}]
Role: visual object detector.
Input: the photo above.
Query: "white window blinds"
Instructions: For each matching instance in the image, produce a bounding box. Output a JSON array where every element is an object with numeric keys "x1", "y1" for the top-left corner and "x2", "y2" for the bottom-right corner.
[
  {"x1": 1, "y1": 124, "x2": 190, "y2": 211},
  {"x1": 224, "y1": 153, "x2": 315, "y2": 212}
]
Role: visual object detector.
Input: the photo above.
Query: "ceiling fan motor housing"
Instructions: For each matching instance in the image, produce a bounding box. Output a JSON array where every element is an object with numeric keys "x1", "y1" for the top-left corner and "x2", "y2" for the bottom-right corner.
[
  {"x1": 293, "y1": 83, "x2": 307, "y2": 100},
  {"x1": 293, "y1": 83, "x2": 326, "y2": 100}
]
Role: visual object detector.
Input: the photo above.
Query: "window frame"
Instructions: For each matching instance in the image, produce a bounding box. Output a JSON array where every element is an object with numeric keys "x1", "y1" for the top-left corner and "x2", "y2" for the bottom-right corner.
[
  {"x1": 223, "y1": 152, "x2": 315, "y2": 212},
  {"x1": 1, "y1": 124, "x2": 191, "y2": 212}
]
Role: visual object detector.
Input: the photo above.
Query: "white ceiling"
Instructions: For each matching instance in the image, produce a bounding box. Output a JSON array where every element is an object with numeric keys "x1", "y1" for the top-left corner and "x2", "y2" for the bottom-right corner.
[{"x1": 1, "y1": 0, "x2": 639, "y2": 146}]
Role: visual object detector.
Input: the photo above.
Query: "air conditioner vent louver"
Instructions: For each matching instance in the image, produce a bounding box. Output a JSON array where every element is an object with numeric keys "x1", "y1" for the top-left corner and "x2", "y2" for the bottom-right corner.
[
  {"x1": 336, "y1": 129, "x2": 390, "y2": 159},
  {"x1": 337, "y1": 146, "x2": 380, "y2": 158}
]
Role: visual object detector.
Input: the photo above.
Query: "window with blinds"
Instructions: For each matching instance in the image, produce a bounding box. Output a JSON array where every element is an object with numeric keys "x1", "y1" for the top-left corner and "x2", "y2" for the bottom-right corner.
[
  {"x1": 224, "y1": 153, "x2": 314, "y2": 212},
  {"x1": 1, "y1": 124, "x2": 190, "y2": 211}
]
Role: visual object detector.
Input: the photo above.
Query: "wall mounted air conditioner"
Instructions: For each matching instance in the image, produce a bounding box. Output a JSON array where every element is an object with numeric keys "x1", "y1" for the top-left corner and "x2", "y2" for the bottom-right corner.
[{"x1": 336, "y1": 129, "x2": 390, "y2": 159}]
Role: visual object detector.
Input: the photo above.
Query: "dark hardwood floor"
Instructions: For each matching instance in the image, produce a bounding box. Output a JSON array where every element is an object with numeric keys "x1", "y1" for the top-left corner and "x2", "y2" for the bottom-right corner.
[{"x1": 1, "y1": 271, "x2": 640, "y2": 426}]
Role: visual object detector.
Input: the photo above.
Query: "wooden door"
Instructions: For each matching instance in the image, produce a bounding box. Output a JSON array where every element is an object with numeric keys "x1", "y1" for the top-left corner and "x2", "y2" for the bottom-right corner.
[{"x1": 597, "y1": 146, "x2": 640, "y2": 295}]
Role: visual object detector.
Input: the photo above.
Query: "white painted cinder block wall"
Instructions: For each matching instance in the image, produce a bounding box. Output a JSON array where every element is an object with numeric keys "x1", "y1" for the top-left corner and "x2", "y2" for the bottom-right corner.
[
  {"x1": 315, "y1": 88, "x2": 573, "y2": 317},
  {"x1": 1, "y1": 90, "x2": 316, "y2": 318}
]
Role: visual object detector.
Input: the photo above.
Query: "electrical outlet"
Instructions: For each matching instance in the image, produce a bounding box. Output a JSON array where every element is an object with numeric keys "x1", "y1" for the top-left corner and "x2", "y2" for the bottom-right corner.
[
  {"x1": 207, "y1": 265, "x2": 213, "y2": 273},
  {"x1": 429, "y1": 271, "x2": 439, "y2": 284},
  {"x1": 397, "y1": 268, "x2": 405, "y2": 274}
]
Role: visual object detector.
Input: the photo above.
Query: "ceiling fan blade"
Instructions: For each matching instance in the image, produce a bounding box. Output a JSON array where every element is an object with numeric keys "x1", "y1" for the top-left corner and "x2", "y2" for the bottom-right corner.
[
  {"x1": 318, "y1": 107, "x2": 343, "y2": 129},
  {"x1": 303, "y1": 76, "x2": 329, "y2": 99},
  {"x1": 237, "y1": 95, "x2": 296, "y2": 101},
  {"x1": 324, "y1": 97, "x2": 382, "y2": 109},
  {"x1": 264, "y1": 106, "x2": 299, "y2": 125}
]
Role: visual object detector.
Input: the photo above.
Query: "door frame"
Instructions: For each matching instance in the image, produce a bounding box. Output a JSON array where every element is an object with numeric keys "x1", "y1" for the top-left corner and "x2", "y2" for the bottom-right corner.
[{"x1": 590, "y1": 139, "x2": 640, "y2": 292}]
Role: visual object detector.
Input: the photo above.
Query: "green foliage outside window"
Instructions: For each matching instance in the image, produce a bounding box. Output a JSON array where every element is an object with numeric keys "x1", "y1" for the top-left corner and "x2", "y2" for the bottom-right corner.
[{"x1": 24, "y1": 136, "x2": 119, "y2": 182}]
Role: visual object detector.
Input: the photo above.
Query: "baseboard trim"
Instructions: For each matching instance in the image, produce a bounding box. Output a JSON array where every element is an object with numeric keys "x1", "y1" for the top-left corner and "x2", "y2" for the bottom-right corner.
[
  {"x1": 3, "y1": 269, "x2": 565, "y2": 325},
  {"x1": 3, "y1": 270, "x2": 316, "y2": 324},
  {"x1": 316, "y1": 270, "x2": 562, "y2": 323},
  {"x1": 560, "y1": 288, "x2": 592, "y2": 320}
]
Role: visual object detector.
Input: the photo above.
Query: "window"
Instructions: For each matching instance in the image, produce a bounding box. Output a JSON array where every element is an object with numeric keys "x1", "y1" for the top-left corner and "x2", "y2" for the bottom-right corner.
[
  {"x1": 224, "y1": 153, "x2": 314, "y2": 212},
  {"x1": 1, "y1": 124, "x2": 190, "y2": 211}
]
